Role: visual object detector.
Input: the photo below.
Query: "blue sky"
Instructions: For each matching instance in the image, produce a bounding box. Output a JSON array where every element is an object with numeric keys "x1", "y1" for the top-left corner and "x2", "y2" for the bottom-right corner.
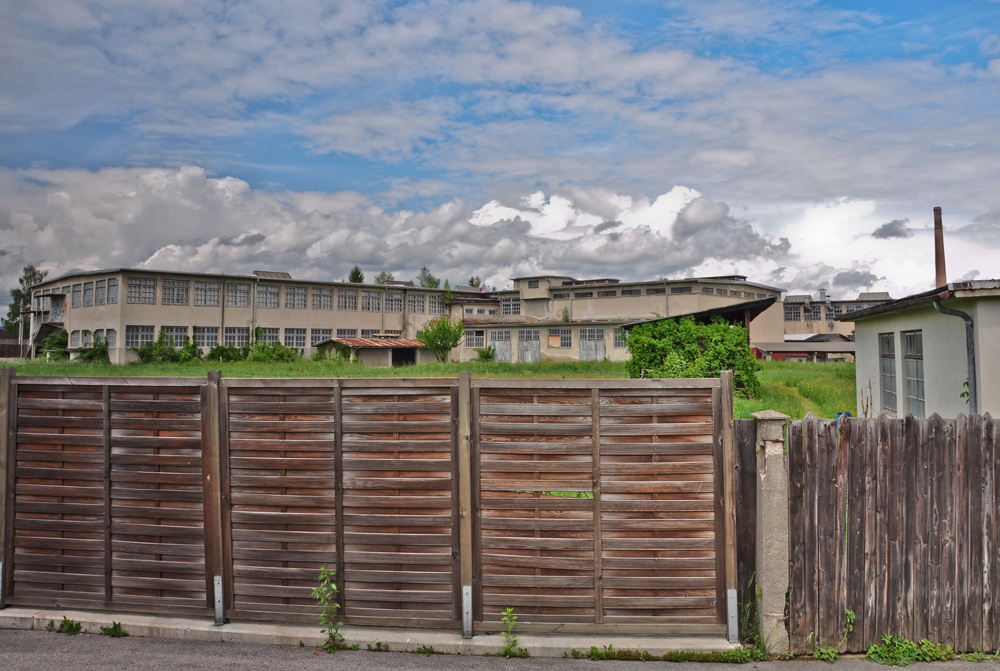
[{"x1": 1, "y1": 0, "x2": 999, "y2": 298}]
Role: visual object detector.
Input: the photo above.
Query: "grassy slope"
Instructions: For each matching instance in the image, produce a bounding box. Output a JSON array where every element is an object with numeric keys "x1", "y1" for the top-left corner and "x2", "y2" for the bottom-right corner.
[{"x1": 3, "y1": 358, "x2": 855, "y2": 419}]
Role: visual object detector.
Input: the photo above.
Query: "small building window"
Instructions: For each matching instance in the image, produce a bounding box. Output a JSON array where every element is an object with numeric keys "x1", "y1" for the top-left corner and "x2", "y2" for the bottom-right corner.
[
  {"x1": 465, "y1": 308, "x2": 474, "y2": 314},
  {"x1": 285, "y1": 286, "x2": 307, "y2": 309},
  {"x1": 501, "y1": 296, "x2": 521, "y2": 315},
  {"x1": 518, "y1": 329, "x2": 539, "y2": 341},
  {"x1": 194, "y1": 326, "x2": 219, "y2": 348},
  {"x1": 490, "y1": 329, "x2": 511, "y2": 341},
  {"x1": 904, "y1": 331, "x2": 925, "y2": 418},
  {"x1": 284, "y1": 328, "x2": 306, "y2": 348},
  {"x1": 107, "y1": 279, "x2": 119, "y2": 304},
  {"x1": 226, "y1": 282, "x2": 251, "y2": 307},
  {"x1": 552, "y1": 292, "x2": 570, "y2": 299},
  {"x1": 702, "y1": 287, "x2": 714, "y2": 294},
  {"x1": 757, "y1": 293, "x2": 767, "y2": 299},
  {"x1": 489, "y1": 309, "x2": 497, "y2": 315},
  {"x1": 194, "y1": 281, "x2": 221, "y2": 306},
  {"x1": 83, "y1": 282, "x2": 94, "y2": 306},
  {"x1": 161, "y1": 326, "x2": 188, "y2": 347},
  {"x1": 162, "y1": 279, "x2": 190, "y2": 305},
  {"x1": 716, "y1": 288, "x2": 727, "y2": 295},
  {"x1": 82, "y1": 330, "x2": 93, "y2": 347},
  {"x1": 258, "y1": 327, "x2": 280, "y2": 344},
  {"x1": 408, "y1": 293, "x2": 425, "y2": 314},
  {"x1": 105, "y1": 330, "x2": 116, "y2": 348},
  {"x1": 224, "y1": 327, "x2": 249, "y2": 347},
  {"x1": 311, "y1": 329, "x2": 332, "y2": 346},
  {"x1": 336, "y1": 328, "x2": 358, "y2": 338},
  {"x1": 827, "y1": 304, "x2": 843, "y2": 319},
  {"x1": 385, "y1": 292, "x2": 403, "y2": 313},
  {"x1": 528, "y1": 280, "x2": 539, "y2": 289},
  {"x1": 257, "y1": 284, "x2": 280, "y2": 309},
  {"x1": 72, "y1": 284, "x2": 82, "y2": 307},
  {"x1": 548, "y1": 328, "x2": 572, "y2": 348},
  {"x1": 580, "y1": 328, "x2": 604, "y2": 340},
  {"x1": 312, "y1": 287, "x2": 334, "y2": 310},
  {"x1": 477, "y1": 308, "x2": 485, "y2": 315},
  {"x1": 614, "y1": 328, "x2": 628, "y2": 348},
  {"x1": 429, "y1": 294, "x2": 446, "y2": 314},
  {"x1": 730, "y1": 290, "x2": 741, "y2": 296},
  {"x1": 621, "y1": 288, "x2": 641, "y2": 296},
  {"x1": 465, "y1": 329, "x2": 485, "y2": 348},
  {"x1": 879, "y1": 333, "x2": 897, "y2": 412},
  {"x1": 361, "y1": 290, "x2": 381, "y2": 312},
  {"x1": 125, "y1": 325, "x2": 155, "y2": 348},
  {"x1": 784, "y1": 306, "x2": 802, "y2": 321},
  {"x1": 361, "y1": 329, "x2": 379, "y2": 338},
  {"x1": 70, "y1": 330, "x2": 80, "y2": 347},
  {"x1": 338, "y1": 288, "x2": 359, "y2": 311},
  {"x1": 126, "y1": 277, "x2": 156, "y2": 304},
  {"x1": 648, "y1": 287, "x2": 667, "y2": 295},
  {"x1": 807, "y1": 305, "x2": 823, "y2": 321},
  {"x1": 574, "y1": 291, "x2": 593, "y2": 298}
]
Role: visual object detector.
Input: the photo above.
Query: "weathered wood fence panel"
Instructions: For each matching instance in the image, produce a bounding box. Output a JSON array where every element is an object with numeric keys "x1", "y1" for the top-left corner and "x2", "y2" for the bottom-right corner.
[{"x1": 786, "y1": 414, "x2": 1000, "y2": 653}]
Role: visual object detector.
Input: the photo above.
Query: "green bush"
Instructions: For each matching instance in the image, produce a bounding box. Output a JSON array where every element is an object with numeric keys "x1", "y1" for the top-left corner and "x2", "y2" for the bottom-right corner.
[
  {"x1": 246, "y1": 341, "x2": 300, "y2": 363},
  {"x1": 79, "y1": 335, "x2": 110, "y2": 363},
  {"x1": 41, "y1": 329, "x2": 69, "y2": 360},
  {"x1": 625, "y1": 316, "x2": 761, "y2": 398},
  {"x1": 205, "y1": 345, "x2": 247, "y2": 362}
]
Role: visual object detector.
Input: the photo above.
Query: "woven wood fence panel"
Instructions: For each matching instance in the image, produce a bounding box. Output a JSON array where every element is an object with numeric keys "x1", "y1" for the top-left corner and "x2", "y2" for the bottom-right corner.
[
  {"x1": 340, "y1": 382, "x2": 459, "y2": 627},
  {"x1": 224, "y1": 381, "x2": 338, "y2": 622}
]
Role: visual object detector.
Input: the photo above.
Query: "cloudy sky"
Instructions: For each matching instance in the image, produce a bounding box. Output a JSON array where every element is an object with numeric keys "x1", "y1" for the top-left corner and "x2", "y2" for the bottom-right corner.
[{"x1": 2, "y1": 0, "x2": 999, "y2": 300}]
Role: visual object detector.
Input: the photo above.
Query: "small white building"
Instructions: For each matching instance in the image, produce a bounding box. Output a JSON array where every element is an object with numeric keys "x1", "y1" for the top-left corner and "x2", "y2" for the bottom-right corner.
[{"x1": 847, "y1": 280, "x2": 1000, "y2": 419}]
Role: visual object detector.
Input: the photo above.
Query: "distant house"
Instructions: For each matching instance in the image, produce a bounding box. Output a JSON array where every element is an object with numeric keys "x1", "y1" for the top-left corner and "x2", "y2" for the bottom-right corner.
[
  {"x1": 316, "y1": 335, "x2": 436, "y2": 367},
  {"x1": 845, "y1": 280, "x2": 1000, "y2": 418}
]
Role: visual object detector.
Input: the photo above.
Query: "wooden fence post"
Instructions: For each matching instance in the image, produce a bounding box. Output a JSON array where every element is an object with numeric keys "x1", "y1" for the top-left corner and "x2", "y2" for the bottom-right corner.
[
  {"x1": 752, "y1": 410, "x2": 790, "y2": 653},
  {"x1": 721, "y1": 369, "x2": 738, "y2": 643},
  {"x1": 202, "y1": 370, "x2": 225, "y2": 625},
  {"x1": 0, "y1": 368, "x2": 13, "y2": 609},
  {"x1": 457, "y1": 371, "x2": 474, "y2": 638}
]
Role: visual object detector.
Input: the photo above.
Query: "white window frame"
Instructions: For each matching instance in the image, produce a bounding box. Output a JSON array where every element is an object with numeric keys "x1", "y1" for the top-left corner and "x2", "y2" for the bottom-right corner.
[
  {"x1": 361, "y1": 290, "x2": 382, "y2": 312},
  {"x1": 501, "y1": 296, "x2": 520, "y2": 316},
  {"x1": 194, "y1": 281, "x2": 221, "y2": 306},
  {"x1": 126, "y1": 277, "x2": 156, "y2": 304},
  {"x1": 161, "y1": 279, "x2": 190, "y2": 306},
  {"x1": 125, "y1": 325, "x2": 155, "y2": 348},
  {"x1": 311, "y1": 329, "x2": 332, "y2": 346},
  {"x1": 465, "y1": 329, "x2": 485, "y2": 348},
  {"x1": 284, "y1": 328, "x2": 306, "y2": 348},
  {"x1": 224, "y1": 327, "x2": 249, "y2": 347},
  {"x1": 285, "y1": 286, "x2": 307, "y2": 309},
  {"x1": 338, "y1": 288, "x2": 358, "y2": 311},
  {"x1": 194, "y1": 326, "x2": 219, "y2": 348},
  {"x1": 257, "y1": 284, "x2": 280, "y2": 309}
]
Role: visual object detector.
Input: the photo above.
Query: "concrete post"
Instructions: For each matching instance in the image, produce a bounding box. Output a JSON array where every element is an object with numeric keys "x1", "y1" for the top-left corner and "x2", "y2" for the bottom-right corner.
[{"x1": 752, "y1": 410, "x2": 790, "y2": 654}]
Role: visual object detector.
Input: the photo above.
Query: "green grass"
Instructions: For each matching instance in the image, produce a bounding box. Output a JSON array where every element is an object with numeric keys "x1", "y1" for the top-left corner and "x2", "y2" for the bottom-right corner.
[{"x1": 3, "y1": 358, "x2": 856, "y2": 419}]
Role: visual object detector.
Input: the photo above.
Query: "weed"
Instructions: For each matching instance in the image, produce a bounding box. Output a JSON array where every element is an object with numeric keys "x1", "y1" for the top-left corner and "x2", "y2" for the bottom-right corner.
[
  {"x1": 571, "y1": 646, "x2": 753, "y2": 663},
  {"x1": 865, "y1": 635, "x2": 955, "y2": 666},
  {"x1": 499, "y1": 606, "x2": 529, "y2": 658},
  {"x1": 55, "y1": 616, "x2": 83, "y2": 635},
  {"x1": 312, "y1": 566, "x2": 345, "y2": 653},
  {"x1": 960, "y1": 650, "x2": 1000, "y2": 662},
  {"x1": 99, "y1": 621, "x2": 129, "y2": 638},
  {"x1": 45, "y1": 620, "x2": 56, "y2": 632},
  {"x1": 412, "y1": 645, "x2": 450, "y2": 656},
  {"x1": 810, "y1": 609, "x2": 855, "y2": 662},
  {"x1": 739, "y1": 572, "x2": 768, "y2": 661},
  {"x1": 299, "y1": 640, "x2": 304, "y2": 647},
  {"x1": 367, "y1": 641, "x2": 390, "y2": 652}
]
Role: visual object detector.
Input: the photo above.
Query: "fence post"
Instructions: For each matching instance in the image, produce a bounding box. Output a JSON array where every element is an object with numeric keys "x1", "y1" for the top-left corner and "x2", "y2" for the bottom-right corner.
[
  {"x1": 0, "y1": 368, "x2": 13, "y2": 609},
  {"x1": 203, "y1": 370, "x2": 225, "y2": 625},
  {"x1": 457, "y1": 371, "x2": 474, "y2": 638},
  {"x1": 752, "y1": 410, "x2": 790, "y2": 653}
]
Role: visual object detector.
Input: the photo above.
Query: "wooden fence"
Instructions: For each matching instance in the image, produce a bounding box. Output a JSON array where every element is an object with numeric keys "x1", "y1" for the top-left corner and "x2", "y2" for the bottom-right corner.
[
  {"x1": 0, "y1": 369, "x2": 738, "y2": 638},
  {"x1": 786, "y1": 413, "x2": 1000, "y2": 653}
]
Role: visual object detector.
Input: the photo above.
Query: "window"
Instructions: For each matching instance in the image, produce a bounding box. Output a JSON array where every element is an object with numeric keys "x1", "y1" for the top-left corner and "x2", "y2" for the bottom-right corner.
[
  {"x1": 649, "y1": 287, "x2": 668, "y2": 295},
  {"x1": 518, "y1": 329, "x2": 539, "y2": 341},
  {"x1": 107, "y1": 279, "x2": 118, "y2": 304},
  {"x1": 162, "y1": 279, "x2": 190, "y2": 305},
  {"x1": 311, "y1": 329, "x2": 332, "y2": 346},
  {"x1": 95, "y1": 280, "x2": 106, "y2": 305},
  {"x1": 716, "y1": 288, "x2": 727, "y2": 295},
  {"x1": 757, "y1": 293, "x2": 767, "y2": 299},
  {"x1": 257, "y1": 284, "x2": 280, "y2": 308},
  {"x1": 83, "y1": 282, "x2": 94, "y2": 306},
  {"x1": 465, "y1": 308, "x2": 474, "y2": 315},
  {"x1": 552, "y1": 292, "x2": 570, "y2": 299},
  {"x1": 385, "y1": 292, "x2": 403, "y2": 313},
  {"x1": 338, "y1": 288, "x2": 358, "y2": 311},
  {"x1": 744, "y1": 291, "x2": 754, "y2": 298},
  {"x1": 336, "y1": 329, "x2": 358, "y2": 338},
  {"x1": 106, "y1": 330, "x2": 116, "y2": 348},
  {"x1": 361, "y1": 329, "x2": 379, "y2": 338},
  {"x1": 490, "y1": 329, "x2": 510, "y2": 342},
  {"x1": 224, "y1": 327, "x2": 249, "y2": 347},
  {"x1": 70, "y1": 330, "x2": 80, "y2": 347},
  {"x1": 161, "y1": 326, "x2": 188, "y2": 347},
  {"x1": 285, "y1": 286, "x2": 307, "y2": 309},
  {"x1": 827, "y1": 304, "x2": 843, "y2": 319},
  {"x1": 879, "y1": 333, "x2": 897, "y2": 413},
  {"x1": 127, "y1": 277, "x2": 156, "y2": 304},
  {"x1": 82, "y1": 331, "x2": 93, "y2": 347},
  {"x1": 384, "y1": 329, "x2": 403, "y2": 336},
  {"x1": 194, "y1": 281, "x2": 221, "y2": 306},
  {"x1": 62, "y1": 285, "x2": 70, "y2": 295},
  {"x1": 501, "y1": 296, "x2": 520, "y2": 315},
  {"x1": 465, "y1": 329, "x2": 485, "y2": 348},
  {"x1": 125, "y1": 325, "x2": 155, "y2": 348},
  {"x1": 621, "y1": 288, "x2": 641, "y2": 296},
  {"x1": 428, "y1": 294, "x2": 445, "y2": 314},
  {"x1": 574, "y1": 291, "x2": 593, "y2": 298},
  {"x1": 702, "y1": 287, "x2": 714, "y2": 294},
  {"x1": 580, "y1": 328, "x2": 604, "y2": 340},
  {"x1": 614, "y1": 328, "x2": 628, "y2": 348},
  {"x1": 312, "y1": 287, "x2": 334, "y2": 310},
  {"x1": 194, "y1": 326, "x2": 219, "y2": 348},
  {"x1": 258, "y1": 327, "x2": 279, "y2": 344},
  {"x1": 807, "y1": 305, "x2": 823, "y2": 321},
  {"x1": 528, "y1": 280, "x2": 539, "y2": 289},
  {"x1": 72, "y1": 284, "x2": 82, "y2": 307},
  {"x1": 284, "y1": 328, "x2": 306, "y2": 348},
  {"x1": 548, "y1": 328, "x2": 571, "y2": 348},
  {"x1": 477, "y1": 308, "x2": 485, "y2": 315},
  {"x1": 904, "y1": 331, "x2": 925, "y2": 418},
  {"x1": 361, "y1": 290, "x2": 381, "y2": 312},
  {"x1": 784, "y1": 305, "x2": 802, "y2": 321},
  {"x1": 225, "y1": 282, "x2": 251, "y2": 307},
  {"x1": 489, "y1": 309, "x2": 497, "y2": 315},
  {"x1": 845, "y1": 303, "x2": 862, "y2": 313},
  {"x1": 93, "y1": 329, "x2": 103, "y2": 345},
  {"x1": 408, "y1": 293, "x2": 425, "y2": 313}
]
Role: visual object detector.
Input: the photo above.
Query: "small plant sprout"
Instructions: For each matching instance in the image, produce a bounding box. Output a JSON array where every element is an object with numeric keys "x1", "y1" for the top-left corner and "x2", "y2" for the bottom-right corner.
[
  {"x1": 55, "y1": 616, "x2": 83, "y2": 635},
  {"x1": 811, "y1": 609, "x2": 855, "y2": 662},
  {"x1": 312, "y1": 566, "x2": 345, "y2": 653},
  {"x1": 99, "y1": 621, "x2": 129, "y2": 637},
  {"x1": 499, "y1": 607, "x2": 528, "y2": 658}
]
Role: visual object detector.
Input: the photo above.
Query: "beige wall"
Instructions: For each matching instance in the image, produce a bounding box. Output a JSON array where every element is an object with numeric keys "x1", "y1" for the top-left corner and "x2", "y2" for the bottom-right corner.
[{"x1": 854, "y1": 298, "x2": 1000, "y2": 419}]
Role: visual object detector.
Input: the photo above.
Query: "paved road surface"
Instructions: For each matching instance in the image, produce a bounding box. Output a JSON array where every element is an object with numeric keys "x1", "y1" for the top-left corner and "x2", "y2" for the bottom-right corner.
[{"x1": 0, "y1": 629, "x2": 986, "y2": 671}]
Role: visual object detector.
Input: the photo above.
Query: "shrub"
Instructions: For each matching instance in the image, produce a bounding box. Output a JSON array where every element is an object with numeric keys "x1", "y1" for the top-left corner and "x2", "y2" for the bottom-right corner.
[
  {"x1": 416, "y1": 317, "x2": 464, "y2": 362},
  {"x1": 205, "y1": 345, "x2": 247, "y2": 362},
  {"x1": 41, "y1": 329, "x2": 69, "y2": 360},
  {"x1": 79, "y1": 334, "x2": 110, "y2": 363},
  {"x1": 474, "y1": 346, "x2": 496, "y2": 362}
]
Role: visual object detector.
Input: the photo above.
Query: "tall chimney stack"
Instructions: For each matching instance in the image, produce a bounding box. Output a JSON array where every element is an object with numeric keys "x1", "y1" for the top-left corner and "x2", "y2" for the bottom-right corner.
[{"x1": 934, "y1": 206, "x2": 947, "y2": 288}]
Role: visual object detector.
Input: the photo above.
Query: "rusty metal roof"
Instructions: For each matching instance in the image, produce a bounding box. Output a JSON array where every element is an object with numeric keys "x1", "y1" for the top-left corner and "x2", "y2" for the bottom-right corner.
[{"x1": 329, "y1": 337, "x2": 425, "y2": 348}]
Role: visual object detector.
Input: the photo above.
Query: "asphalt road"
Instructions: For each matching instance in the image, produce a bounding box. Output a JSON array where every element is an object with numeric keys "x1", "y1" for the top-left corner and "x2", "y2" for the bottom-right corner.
[{"x1": 0, "y1": 629, "x2": 988, "y2": 671}]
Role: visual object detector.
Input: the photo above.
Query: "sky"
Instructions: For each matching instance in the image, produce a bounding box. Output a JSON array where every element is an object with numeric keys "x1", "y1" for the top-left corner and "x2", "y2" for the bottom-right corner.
[{"x1": 2, "y1": 0, "x2": 999, "y2": 301}]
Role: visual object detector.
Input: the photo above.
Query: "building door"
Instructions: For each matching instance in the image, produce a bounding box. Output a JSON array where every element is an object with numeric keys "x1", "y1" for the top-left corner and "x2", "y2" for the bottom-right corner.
[
  {"x1": 579, "y1": 328, "x2": 605, "y2": 361},
  {"x1": 517, "y1": 329, "x2": 540, "y2": 363},
  {"x1": 490, "y1": 330, "x2": 511, "y2": 362}
]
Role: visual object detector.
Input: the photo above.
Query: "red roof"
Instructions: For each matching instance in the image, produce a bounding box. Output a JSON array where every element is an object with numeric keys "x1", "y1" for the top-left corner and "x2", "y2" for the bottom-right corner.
[{"x1": 331, "y1": 337, "x2": 424, "y2": 348}]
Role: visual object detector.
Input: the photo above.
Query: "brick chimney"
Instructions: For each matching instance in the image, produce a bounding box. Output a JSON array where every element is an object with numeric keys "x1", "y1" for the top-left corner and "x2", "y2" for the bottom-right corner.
[{"x1": 934, "y1": 206, "x2": 947, "y2": 288}]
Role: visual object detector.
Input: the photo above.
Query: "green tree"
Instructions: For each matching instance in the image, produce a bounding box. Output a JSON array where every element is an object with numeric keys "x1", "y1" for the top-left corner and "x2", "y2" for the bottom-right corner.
[
  {"x1": 374, "y1": 270, "x2": 395, "y2": 284},
  {"x1": 416, "y1": 266, "x2": 440, "y2": 288},
  {"x1": 624, "y1": 316, "x2": 761, "y2": 398},
  {"x1": 416, "y1": 316, "x2": 464, "y2": 362},
  {"x1": 348, "y1": 265, "x2": 365, "y2": 283},
  {"x1": 3, "y1": 265, "x2": 47, "y2": 339},
  {"x1": 443, "y1": 279, "x2": 454, "y2": 305},
  {"x1": 468, "y1": 275, "x2": 481, "y2": 288}
]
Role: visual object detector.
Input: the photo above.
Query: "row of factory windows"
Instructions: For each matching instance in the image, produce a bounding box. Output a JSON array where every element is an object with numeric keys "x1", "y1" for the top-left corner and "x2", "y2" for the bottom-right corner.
[
  {"x1": 462, "y1": 327, "x2": 628, "y2": 349},
  {"x1": 69, "y1": 326, "x2": 404, "y2": 349}
]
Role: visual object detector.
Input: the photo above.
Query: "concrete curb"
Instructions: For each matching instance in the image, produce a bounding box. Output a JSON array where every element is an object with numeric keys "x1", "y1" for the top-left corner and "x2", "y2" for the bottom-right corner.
[{"x1": 0, "y1": 607, "x2": 737, "y2": 658}]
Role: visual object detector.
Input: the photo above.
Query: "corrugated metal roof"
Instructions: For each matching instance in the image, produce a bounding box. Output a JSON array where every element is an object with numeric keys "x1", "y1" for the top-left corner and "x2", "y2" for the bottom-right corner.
[
  {"x1": 783, "y1": 294, "x2": 812, "y2": 303},
  {"x1": 253, "y1": 270, "x2": 293, "y2": 279},
  {"x1": 858, "y1": 292, "x2": 892, "y2": 301},
  {"x1": 330, "y1": 337, "x2": 424, "y2": 348}
]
